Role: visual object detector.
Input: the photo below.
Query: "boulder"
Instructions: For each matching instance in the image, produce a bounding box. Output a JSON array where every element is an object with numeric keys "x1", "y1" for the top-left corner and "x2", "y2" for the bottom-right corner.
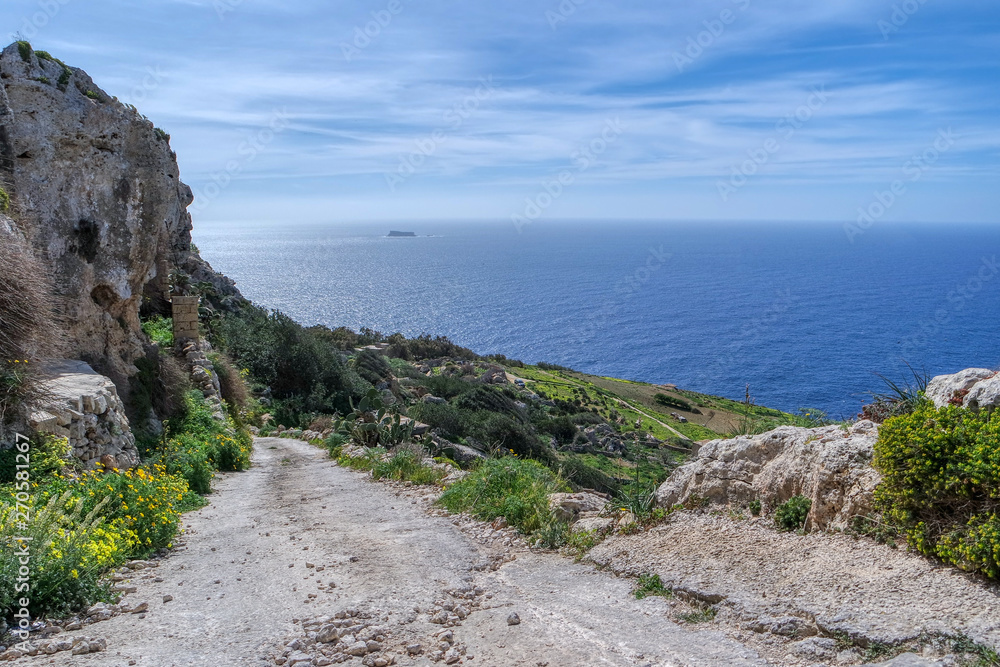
[
  {"x1": 656, "y1": 421, "x2": 881, "y2": 531},
  {"x1": 548, "y1": 492, "x2": 609, "y2": 524},
  {"x1": 926, "y1": 368, "x2": 998, "y2": 409}
]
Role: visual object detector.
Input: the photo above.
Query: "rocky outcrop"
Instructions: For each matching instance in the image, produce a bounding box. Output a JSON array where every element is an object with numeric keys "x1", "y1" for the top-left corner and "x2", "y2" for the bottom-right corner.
[
  {"x1": 548, "y1": 491, "x2": 608, "y2": 524},
  {"x1": 0, "y1": 42, "x2": 240, "y2": 401},
  {"x1": 926, "y1": 368, "x2": 1000, "y2": 411},
  {"x1": 30, "y1": 360, "x2": 139, "y2": 469},
  {"x1": 656, "y1": 421, "x2": 881, "y2": 530},
  {"x1": 180, "y1": 340, "x2": 225, "y2": 421}
]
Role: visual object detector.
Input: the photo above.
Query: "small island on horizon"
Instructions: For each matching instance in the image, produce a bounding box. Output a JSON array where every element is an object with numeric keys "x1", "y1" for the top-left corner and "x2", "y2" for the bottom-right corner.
[{"x1": 387, "y1": 230, "x2": 417, "y2": 237}]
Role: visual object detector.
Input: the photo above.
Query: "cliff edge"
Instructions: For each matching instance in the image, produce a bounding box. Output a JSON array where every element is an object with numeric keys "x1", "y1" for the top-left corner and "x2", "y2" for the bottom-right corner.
[{"x1": 0, "y1": 42, "x2": 240, "y2": 397}]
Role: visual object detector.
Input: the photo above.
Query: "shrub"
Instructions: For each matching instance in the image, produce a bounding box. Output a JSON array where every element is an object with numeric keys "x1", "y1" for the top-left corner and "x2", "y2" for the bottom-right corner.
[
  {"x1": 84, "y1": 90, "x2": 103, "y2": 101},
  {"x1": 0, "y1": 229, "x2": 60, "y2": 424},
  {"x1": 775, "y1": 495, "x2": 811, "y2": 531},
  {"x1": 438, "y1": 458, "x2": 568, "y2": 535},
  {"x1": 421, "y1": 374, "x2": 471, "y2": 400},
  {"x1": 874, "y1": 403, "x2": 1000, "y2": 578},
  {"x1": 0, "y1": 493, "x2": 118, "y2": 619},
  {"x1": 218, "y1": 305, "x2": 370, "y2": 420},
  {"x1": 654, "y1": 394, "x2": 693, "y2": 412},
  {"x1": 353, "y1": 349, "x2": 393, "y2": 386},
  {"x1": 473, "y1": 413, "x2": 552, "y2": 463},
  {"x1": 141, "y1": 316, "x2": 174, "y2": 347},
  {"x1": 154, "y1": 127, "x2": 170, "y2": 143},
  {"x1": 209, "y1": 352, "x2": 249, "y2": 411},
  {"x1": 16, "y1": 41, "x2": 32, "y2": 62},
  {"x1": 409, "y1": 402, "x2": 468, "y2": 440},
  {"x1": 0, "y1": 187, "x2": 9, "y2": 212},
  {"x1": 748, "y1": 499, "x2": 762, "y2": 517}
]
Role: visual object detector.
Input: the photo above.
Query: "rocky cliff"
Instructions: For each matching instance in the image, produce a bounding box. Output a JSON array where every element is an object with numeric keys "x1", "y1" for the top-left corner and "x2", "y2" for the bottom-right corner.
[{"x1": 0, "y1": 42, "x2": 240, "y2": 399}]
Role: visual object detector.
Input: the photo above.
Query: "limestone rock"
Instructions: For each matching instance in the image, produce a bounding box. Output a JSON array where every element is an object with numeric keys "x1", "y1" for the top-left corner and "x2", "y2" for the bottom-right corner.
[
  {"x1": 548, "y1": 492, "x2": 609, "y2": 524},
  {"x1": 926, "y1": 368, "x2": 998, "y2": 409},
  {"x1": 656, "y1": 421, "x2": 881, "y2": 530},
  {"x1": 0, "y1": 43, "x2": 241, "y2": 400}
]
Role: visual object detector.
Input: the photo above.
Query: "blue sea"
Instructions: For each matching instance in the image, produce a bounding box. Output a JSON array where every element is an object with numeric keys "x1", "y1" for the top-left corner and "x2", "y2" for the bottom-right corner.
[{"x1": 194, "y1": 221, "x2": 1000, "y2": 418}]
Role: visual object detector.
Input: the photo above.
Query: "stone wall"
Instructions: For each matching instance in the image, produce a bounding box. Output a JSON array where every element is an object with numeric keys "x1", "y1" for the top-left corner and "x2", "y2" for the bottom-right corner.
[
  {"x1": 29, "y1": 360, "x2": 139, "y2": 469},
  {"x1": 171, "y1": 296, "x2": 200, "y2": 342}
]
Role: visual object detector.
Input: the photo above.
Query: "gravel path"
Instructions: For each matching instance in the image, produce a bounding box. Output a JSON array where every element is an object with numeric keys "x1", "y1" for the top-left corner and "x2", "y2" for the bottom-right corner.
[{"x1": 54, "y1": 437, "x2": 775, "y2": 667}]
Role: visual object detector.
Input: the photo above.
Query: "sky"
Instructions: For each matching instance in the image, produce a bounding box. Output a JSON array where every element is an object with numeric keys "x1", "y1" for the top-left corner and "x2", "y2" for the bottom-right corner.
[{"x1": 5, "y1": 0, "x2": 1000, "y2": 224}]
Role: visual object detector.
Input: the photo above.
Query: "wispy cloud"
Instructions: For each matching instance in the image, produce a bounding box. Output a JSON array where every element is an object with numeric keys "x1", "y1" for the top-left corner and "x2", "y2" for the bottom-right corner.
[{"x1": 6, "y1": 0, "x2": 999, "y2": 222}]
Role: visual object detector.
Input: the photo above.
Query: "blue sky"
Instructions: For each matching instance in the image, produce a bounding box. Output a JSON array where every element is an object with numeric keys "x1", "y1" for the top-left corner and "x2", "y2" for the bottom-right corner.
[{"x1": 6, "y1": 0, "x2": 1000, "y2": 224}]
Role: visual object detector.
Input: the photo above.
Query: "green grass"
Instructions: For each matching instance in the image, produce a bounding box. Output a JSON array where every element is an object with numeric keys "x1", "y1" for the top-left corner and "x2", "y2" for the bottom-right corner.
[
  {"x1": 141, "y1": 316, "x2": 174, "y2": 347},
  {"x1": 634, "y1": 573, "x2": 672, "y2": 599},
  {"x1": 438, "y1": 457, "x2": 569, "y2": 535},
  {"x1": 677, "y1": 604, "x2": 717, "y2": 624}
]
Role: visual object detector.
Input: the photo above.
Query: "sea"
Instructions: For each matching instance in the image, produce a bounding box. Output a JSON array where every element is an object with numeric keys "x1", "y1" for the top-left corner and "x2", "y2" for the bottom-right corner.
[{"x1": 194, "y1": 220, "x2": 1000, "y2": 419}]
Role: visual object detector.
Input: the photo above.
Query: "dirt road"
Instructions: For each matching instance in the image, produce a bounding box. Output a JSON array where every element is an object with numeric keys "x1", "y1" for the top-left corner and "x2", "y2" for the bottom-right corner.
[{"x1": 57, "y1": 437, "x2": 774, "y2": 667}]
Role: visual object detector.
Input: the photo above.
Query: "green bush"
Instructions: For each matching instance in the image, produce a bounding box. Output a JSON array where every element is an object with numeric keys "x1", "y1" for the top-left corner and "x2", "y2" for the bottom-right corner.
[
  {"x1": 218, "y1": 305, "x2": 370, "y2": 421},
  {"x1": 874, "y1": 403, "x2": 1000, "y2": 578},
  {"x1": 16, "y1": 41, "x2": 32, "y2": 62},
  {"x1": 438, "y1": 457, "x2": 568, "y2": 535},
  {"x1": 370, "y1": 448, "x2": 444, "y2": 486},
  {"x1": 473, "y1": 412, "x2": 552, "y2": 463},
  {"x1": 654, "y1": 394, "x2": 693, "y2": 412},
  {"x1": 409, "y1": 402, "x2": 468, "y2": 440},
  {"x1": 775, "y1": 495, "x2": 811, "y2": 531},
  {"x1": 421, "y1": 374, "x2": 471, "y2": 400},
  {"x1": 141, "y1": 316, "x2": 174, "y2": 347},
  {"x1": 0, "y1": 187, "x2": 9, "y2": 213}
]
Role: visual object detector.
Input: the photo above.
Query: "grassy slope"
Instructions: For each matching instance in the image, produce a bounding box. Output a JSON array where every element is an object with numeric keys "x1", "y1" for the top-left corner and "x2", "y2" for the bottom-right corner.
[{"x1": 491, "y1": 363, "x2": 812, "y2": 489}]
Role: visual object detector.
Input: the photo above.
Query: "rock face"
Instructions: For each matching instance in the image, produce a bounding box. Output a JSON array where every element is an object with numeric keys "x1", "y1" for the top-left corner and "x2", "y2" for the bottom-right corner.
[
  {"x1": 656, "y1": 421, "x2": 881, "y2": 530},
  {"x1": 30, "y1": 360, "x2": 139, "y2": 468},
  {"x1": 926, "y1": 368, "x2": 1000, "y2": 411},
  {"x1": 0, "y1": 42, "x2": 240, "y2": 398}
]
